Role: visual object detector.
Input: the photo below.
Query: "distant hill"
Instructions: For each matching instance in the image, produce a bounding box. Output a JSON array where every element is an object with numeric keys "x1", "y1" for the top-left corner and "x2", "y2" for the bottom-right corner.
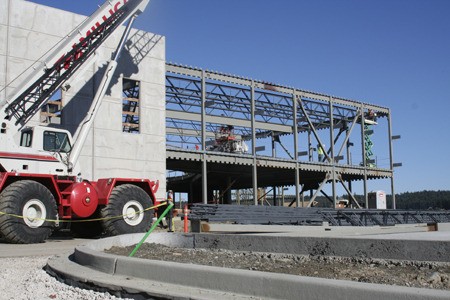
[{"x1": 387, "y1": 190, "x2": 450, "y2": 210}]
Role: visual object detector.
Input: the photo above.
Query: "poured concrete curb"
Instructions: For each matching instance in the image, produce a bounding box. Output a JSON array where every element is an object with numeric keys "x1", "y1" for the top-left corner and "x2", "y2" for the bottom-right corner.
[
  {"x1": 46, "y1": 232, "x2": 450, "y2": 300},
  {"x1": 194, "y1": 234, "x2": 450, "y2": 262}
]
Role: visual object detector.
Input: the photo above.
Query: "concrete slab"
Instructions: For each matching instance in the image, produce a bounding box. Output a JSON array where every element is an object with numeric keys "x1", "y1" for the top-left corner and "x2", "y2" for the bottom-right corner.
[
  {"x1": 0, "y1": 237, "x2": 91, "y2": 258},
  {"x1": 202, "y1": 223, "x2": 434, "y2": 236}
]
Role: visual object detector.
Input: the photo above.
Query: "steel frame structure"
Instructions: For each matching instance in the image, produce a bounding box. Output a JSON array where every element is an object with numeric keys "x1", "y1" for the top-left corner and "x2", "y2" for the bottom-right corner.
[{"x1": 166, "y1": 63, "x2": 398, "y2": 208}]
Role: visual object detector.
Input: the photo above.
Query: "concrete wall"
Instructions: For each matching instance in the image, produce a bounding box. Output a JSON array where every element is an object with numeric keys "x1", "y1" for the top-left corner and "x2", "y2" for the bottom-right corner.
[{"x1": 0, "y1": 0, "x2": 166, "y2": 199}]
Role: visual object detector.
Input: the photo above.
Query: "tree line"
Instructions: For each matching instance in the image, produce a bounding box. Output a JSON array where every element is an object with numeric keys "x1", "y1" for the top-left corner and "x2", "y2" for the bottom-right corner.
[
  {"x1": 387, "y1": 190, "x2": 450, "y2": 210},
  {"x1": 311, "y1": 190, "x2": 450, "y2": 210}
]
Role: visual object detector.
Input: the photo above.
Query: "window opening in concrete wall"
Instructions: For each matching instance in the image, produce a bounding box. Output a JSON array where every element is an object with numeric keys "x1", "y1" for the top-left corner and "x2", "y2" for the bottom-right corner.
[
  {"x1": 40, "y1": 89, "x2": 62, "y2": 124},
  {"x1": 122, "y1": 78, "x2": 140, "y2": 134}
]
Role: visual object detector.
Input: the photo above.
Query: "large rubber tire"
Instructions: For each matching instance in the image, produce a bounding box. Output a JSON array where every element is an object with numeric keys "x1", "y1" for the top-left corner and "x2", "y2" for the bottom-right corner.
[
  {"x1": 0, "y1": 180, "x2": 57, "y2": 244},
  {"x1": 101, "y1": 184, "x2": 153, "y2": 236}
]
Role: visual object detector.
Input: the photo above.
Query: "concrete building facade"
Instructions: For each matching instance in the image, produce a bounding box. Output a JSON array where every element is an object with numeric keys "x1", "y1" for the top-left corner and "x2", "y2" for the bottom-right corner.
[{"x1": 0, "y1": 0, "x2": 167, "y2": 199}]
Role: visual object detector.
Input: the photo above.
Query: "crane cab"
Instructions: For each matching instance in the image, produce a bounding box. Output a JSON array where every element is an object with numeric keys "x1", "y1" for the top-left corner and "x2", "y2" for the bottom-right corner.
[
  {"x1": 20, "y1": 126, "x2": 73, "y2": 154},
  {"x1": 0, "y1": 125, "x2": 75, "y2": 175}
]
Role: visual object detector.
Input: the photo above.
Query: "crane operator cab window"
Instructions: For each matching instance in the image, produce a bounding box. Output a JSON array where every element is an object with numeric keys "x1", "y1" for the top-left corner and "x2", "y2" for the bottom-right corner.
[
  {"x1": 20, "y1": 130, "x2": 33, "y2": 147},
  {"x1": 43, "y1": 131, "x2": 72, "y2": 153}
]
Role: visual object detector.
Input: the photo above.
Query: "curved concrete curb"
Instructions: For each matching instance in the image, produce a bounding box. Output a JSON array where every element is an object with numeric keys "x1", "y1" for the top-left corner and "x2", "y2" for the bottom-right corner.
[{"x1": 46, "y1": 233, "x2": 450, "y2": 300}]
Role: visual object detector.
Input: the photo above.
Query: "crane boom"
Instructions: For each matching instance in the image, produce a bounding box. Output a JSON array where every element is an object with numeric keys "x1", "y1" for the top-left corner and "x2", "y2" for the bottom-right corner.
[
  {"x1": 68, "y1": 15, "x2": 138, "y2": 168},
  {"x1": 0, "y1": 0, "x2": 161, "y2": 245},
  {"x1": 1, "y1": 0, "x2": 149, "y2": 130}
]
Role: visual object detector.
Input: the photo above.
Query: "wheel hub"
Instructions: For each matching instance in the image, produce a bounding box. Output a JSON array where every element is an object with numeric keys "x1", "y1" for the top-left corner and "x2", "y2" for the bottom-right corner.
[
  {"x1": 122, "y1": 200, "x2": 145, "y2": 226},
  {"x1": 22, "y1": 199, "x2": 46, "y2": 228}
]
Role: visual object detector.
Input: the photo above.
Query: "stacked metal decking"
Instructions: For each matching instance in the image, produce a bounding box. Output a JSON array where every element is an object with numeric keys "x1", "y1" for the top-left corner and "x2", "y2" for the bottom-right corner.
[
  {"x1": 320, "y1": 209, "x2": 450, "y2": 226},
  {"x1": 189, "y1": 204, "x2": 450, "y2": 227},
  {"x1": 189, "y1": 204, "x2": 324, "y2": 225}
]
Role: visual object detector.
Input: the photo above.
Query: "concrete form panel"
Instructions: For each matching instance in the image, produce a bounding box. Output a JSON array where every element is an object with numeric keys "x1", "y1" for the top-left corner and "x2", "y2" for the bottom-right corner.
[
  {"x1": 71, "y1": 26, "x2": 165, "y2": 59},
  {"x1": 9, "y1": 0, "x2": 82, "y2": 38},
  {"x1": 91, "y1": 128, "x2": 165, "y2": 162},
  {"x1": 129, "y1": 56, "x2": 166, "y2": 87},
  {"x1": 0, "y1": 55, "x2": 5, "y2": 100},
  {"x1": 141, "y1": 106, "x2": 166, "y2": 136},
  {"x1": 102, "y1": 26, "x2": 125, "y2": 51},
  {"x1": 140, "y1": 81, "x2": 165, "y2": 110},
  {"x1": 126, "y1": 31, "x2": 165, "y2": 64},
  {"x1": 106, "y1": 74, "x2": 126, "y2": 99},
  {"x1": 63, "y1": 68, "x2": 96, "y2": 101},
  {"x1": 92, "y1": 98, "x2": 122, "y2": 132},
  {"x1": 61, "y1": 95, "x2": 95, "y2": 134},
  {"x1": 7, "y1": 27, "x2": 60, "y2": 61},
  {"x1": 4, "y1": 57, "x2": 41, "y2": 90},
  {"x1": 84, "y1": 156, "x2": 166, "y2": 198},
  {"x1": 0, "y1": 0, "x2": 8, "y2": 26},
  {"x1": 0, "y1": 24, "x2": 6, "y2": 56}
]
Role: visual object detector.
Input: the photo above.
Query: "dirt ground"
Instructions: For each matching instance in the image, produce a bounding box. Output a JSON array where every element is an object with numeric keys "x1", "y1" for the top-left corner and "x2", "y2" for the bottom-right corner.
[{"x1": 106, "y1": 220, "x2": 450, "y2": 291}]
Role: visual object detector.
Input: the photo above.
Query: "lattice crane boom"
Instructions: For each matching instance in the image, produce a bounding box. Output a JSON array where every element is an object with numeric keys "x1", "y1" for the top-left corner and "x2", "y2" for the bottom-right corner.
[{"x1": 1, "y1": 0, "x2": 149, "y2": 130}]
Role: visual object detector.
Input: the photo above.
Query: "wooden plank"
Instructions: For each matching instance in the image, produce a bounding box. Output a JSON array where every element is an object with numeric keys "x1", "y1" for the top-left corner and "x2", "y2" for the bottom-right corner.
[
  {"x1": 47, "y1": 100, "x2": 62, "y2": 106},
  {"x1": 41, "y1": 112, "x2": 60, "y2": 117},
  {"x1": 122, "y1": 111, "x2": 139, "y2": 116},
  {"x1": 123, "y1": 97, "x2": 139, "y2": 102},
  {"x1": 123, "y1": 122, "x2": 139, "y2": 128}
]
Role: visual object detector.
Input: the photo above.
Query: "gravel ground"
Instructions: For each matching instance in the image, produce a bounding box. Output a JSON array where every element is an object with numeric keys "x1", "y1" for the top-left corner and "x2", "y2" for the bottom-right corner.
[
  {"x1": 106, "y1": 242, "x2": 450, "y2": 291},
  {"x1": 0, "y1": 256, "x2": 132, "y2": 300},
  {"x1": 0, "y1": 218, "x2": 181, "y2": 300},
  {"x1": 1, "y1": 218, "x2": 448, "y2": 299}
]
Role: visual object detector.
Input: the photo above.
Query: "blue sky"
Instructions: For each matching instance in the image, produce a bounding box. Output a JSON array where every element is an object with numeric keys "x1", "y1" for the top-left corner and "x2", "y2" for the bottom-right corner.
[{"x1": 29, "y1": 0, "x2": 450, "y2": 193}]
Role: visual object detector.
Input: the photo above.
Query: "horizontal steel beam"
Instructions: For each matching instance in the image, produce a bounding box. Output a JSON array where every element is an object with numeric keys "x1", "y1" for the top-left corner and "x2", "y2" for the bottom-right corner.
[
  {"x1": 167, "y1": 63, "x2": 390, "y2": 114},
  {"x1": 166, "y1": 110, "x2": 293, "y2": 133}
]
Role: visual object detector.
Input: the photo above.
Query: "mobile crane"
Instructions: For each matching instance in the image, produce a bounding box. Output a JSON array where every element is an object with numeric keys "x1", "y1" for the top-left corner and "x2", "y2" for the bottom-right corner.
[{"x1": 0, "y1": 0, "x2": 158, "y2": 243}]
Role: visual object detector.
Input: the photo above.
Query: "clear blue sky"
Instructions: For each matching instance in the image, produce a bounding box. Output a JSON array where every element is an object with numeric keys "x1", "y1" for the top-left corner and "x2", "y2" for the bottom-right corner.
[{"x1": 29, "y1": 0, "x2": 450, "y2": 193}]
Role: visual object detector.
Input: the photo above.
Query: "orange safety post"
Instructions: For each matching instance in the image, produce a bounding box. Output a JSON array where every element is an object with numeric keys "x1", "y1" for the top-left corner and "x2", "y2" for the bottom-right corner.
[{"x1": 183, "y1": 204, "x2": 189, "y2": 233}]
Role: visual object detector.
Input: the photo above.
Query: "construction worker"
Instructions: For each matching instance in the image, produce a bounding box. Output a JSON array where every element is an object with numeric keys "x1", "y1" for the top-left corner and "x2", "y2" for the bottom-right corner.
[
  {"x1": 158, "y1": 190, "x2": 174, "y2": 230},
  {"x1": 166, "y1": 190, "x2": 174, "y2": 232},
  {"x1": 317, "y1": 144, "x2": 324, "y2": 162}
]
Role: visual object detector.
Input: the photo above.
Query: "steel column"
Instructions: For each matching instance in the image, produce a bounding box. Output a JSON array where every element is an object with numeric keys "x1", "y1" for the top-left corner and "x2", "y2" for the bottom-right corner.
[
  {"x1": 329, "y1": 99, "x2": 337, "y2": 208},
  {"x1": 251, "y1": 80, "x2": 258, "y2": 205},
  {"x1": 388, "y1": 109, "x2": 396, "y2": 209},
  {"x1": 360, "y1": 105, "x2": 368, "y2": 207},
  {"x1": 201, "y1": 70, "x2": 208, "y2": 204},
  {"x1": 293, "y1": 92, "x2": 300, "y2": 207}
]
